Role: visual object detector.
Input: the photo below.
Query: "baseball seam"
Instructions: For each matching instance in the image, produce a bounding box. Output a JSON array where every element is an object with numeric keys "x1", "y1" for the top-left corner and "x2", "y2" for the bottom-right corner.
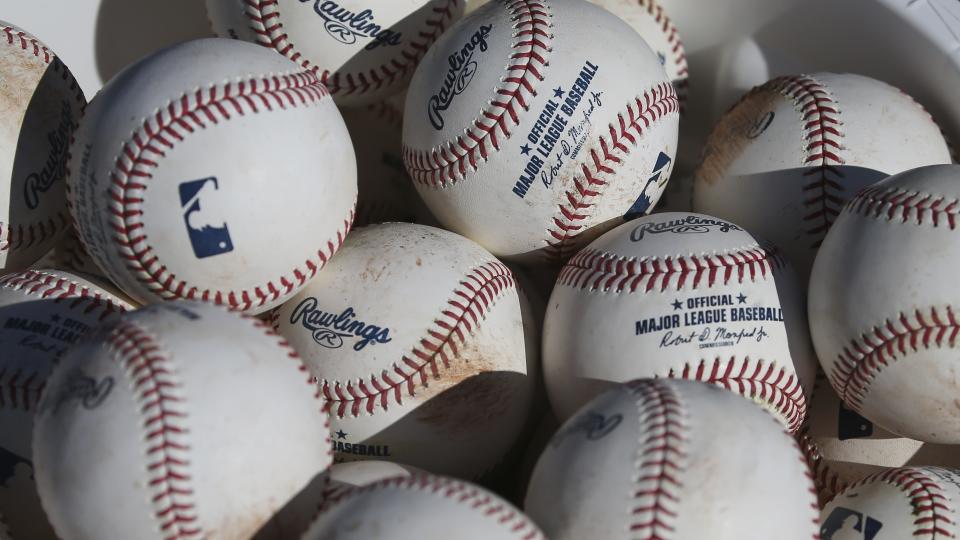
[
  {"x1": 401, "y1": 0, "x2": 553, "y2": 188},
  {"x1": 557, "y1": 243, "x2": 786, "y2": 292},
  {"x1": 544, "y1": 82, "x2": 680, "y2": 261},
  {"x1": 317, "y1": 474, "x2": 543, "y2": 539},
  {"x1": 637, "y1": 0, "x2": 689, "y2": 108},
  {"x1": 0, "y1": 270, "x2": 130, "y2": 412},
  {"x1": 849, "y1": 468, "x2": 956, "y2": 537},
  {"x1": 668, "y1": 357, "x2": 805, "y2": 432},
  {"x1": 320, "y1": 261, "x2": 515, "y2": 418},
  {"x1": 95, "y1": 71, "x2": 355, "y2": 311},
  {"x1": 242, "y1": 0, "x2": 461, "y2": 98},
  {"x1": 0, "y1": 25, "x2": 85, "y2": 256},
  {"x1": 627, "y1": 380, "x2": 688, "y2": 538},
  {"x1": 769, "y1": 75, "x2": 846, "y2": 248},
  {"x1": 790, "y1": 436, "x2": 823, "y2": 536},
  {"x1": 829, "y1": 306, "x2": 960, "y2": 413},
  {"x1": 848, "y1": 185, "x2": 960, "y2": 229},
  {"x1": 797, "y1": 433, "x2": 846, "y2": 505},
  {"x1": 107, "y1": 320, "x2": 202, "y2": 539}
]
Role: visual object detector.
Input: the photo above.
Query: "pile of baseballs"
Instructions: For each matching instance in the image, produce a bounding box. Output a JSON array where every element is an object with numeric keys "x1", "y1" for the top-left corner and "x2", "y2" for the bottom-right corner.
[{"x1": 0, "y1": 1, "x2": 957, "y2": 539}]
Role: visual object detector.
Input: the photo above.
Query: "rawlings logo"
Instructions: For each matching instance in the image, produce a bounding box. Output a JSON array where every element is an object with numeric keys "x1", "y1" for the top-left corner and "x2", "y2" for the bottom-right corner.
[
  {"x1": 630, "y1": 215, "x2": 742, "y2": 242},
  {"x1": 302, "y1": 1, "x2": 402, "y2": 50},
  {"x1": 427, "y1": 24, "x2": 493, "y2": 130},
  {"x1": 43, "y1": 370, "x2": 114, "y2": 415},
  {"x1": 289, "y1": 297, "x2": 392, "y2": 351},
  {"x1": 550, "y1": 411, "x2": 623, "y2": 448},
  {"x1": 24, "y1": 100, "x2": 72, "y2": 210}
]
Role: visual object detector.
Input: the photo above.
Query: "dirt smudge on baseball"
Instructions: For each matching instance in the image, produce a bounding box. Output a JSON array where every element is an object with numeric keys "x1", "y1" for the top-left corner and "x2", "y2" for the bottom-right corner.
[{"x1": 696, "y1": 88, "x2": 781, "y2": 186}]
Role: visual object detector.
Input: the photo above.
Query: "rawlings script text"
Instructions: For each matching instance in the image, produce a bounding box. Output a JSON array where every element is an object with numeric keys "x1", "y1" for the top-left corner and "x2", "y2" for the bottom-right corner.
[
  {"x1": 427, "y1": 24, "x2": 493, "y2": 130},
  {"x1": 302, "y1": 0, "x2": 402, "y2": 49},
  {"x1": 630, "y1": 215, "x2": 741, "y2": 242},
  {"x1": 289, "y1": 298, "x2": 392, "y2": 351},
  {"x1": 24, "y1": 100, "x2": 73, "y2": 210}
]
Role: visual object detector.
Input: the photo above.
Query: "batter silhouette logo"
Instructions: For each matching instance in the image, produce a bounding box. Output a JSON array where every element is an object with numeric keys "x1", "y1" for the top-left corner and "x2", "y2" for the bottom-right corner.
[
  {"x1": 820, "y1": 507, "x2": 882, "y2": 539},
  {"x1": 179, "y1": 177, "x2": 234, "y2": 259},
  {"x1": 625, "y1": 151, "x2": 673, "y2": 218}
]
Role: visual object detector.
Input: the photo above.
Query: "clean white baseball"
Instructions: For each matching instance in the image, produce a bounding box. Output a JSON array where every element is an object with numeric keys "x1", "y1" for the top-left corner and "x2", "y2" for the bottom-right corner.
[
  {"x1": 588, "y1": 0, "x2": 688, "y2": 107},
  {"x1": 0, "y1": 269, "x2": 132, "y2": 540},
  {"x1": 341, "y1": 97, "x2": 433, "y2": 227},
  {"x1": 693, "y1": 72, "x2": 952, "y2": 279},
  {"x1": 273, "y1": 222, "x2": 534, "y2": 478},
  {"x1": 525, "y1": 379, "x2": 819, "y2": 539},
  {"x1": 33, "y1": 301, "x2": 332, "y2": 539},
  {"x1": 402, "y1": 0, "x2": 680, "y2": 262},
  {"x1": 810, "y1": 164, "x2": 960, "y2": 443},
  {"x1": 542, "y1": 211, "x2": 816, "y2": 431},
  {"x1": 801, "y1": 374, "x2": 960, "y2": 505},
  {"x1": 66, "y1": 38, "x2": 357, "y2": 315},
  {"x1": 819, "y1": 466, "x2": 960, "y2": 539},
  {"x1": 302, "y1": 474, "x2": 545, "y2": 539},
  {"x1": 205, "y1": 0, "x2": 465, "y2": 105},
  {"x1": 0, "y1": 22, "x2": 85, "y2": 272}
]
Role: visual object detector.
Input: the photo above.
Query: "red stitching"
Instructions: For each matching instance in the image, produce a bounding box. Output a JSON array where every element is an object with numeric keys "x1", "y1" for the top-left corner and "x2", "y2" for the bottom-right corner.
[
  {"x1": 557, "y1": 244, "x2": 786, "y2": 293},
  {"x1": 760, "y1": 75, "x2": 846, "y2": 248},
  {"x1": 107, "y1": 321, "x2": 201, "y2": 539},
  {"x1": 668, "y1": 357, "x2": 806, "y2": 432},
  {"x1": 320, "y1": 261, "x2": 515, "y2": 418},
  {"x1": 243, "y1": 0, "x2": 461, "y2": 98},
  {"x1": 829, "y1": 306, "x2": 960, "y2": 413},
  {"x1": 543, "y1": 82, "x2": 680, "y2": 261},
  {"x1": 844, "y1": 468, "x2": 956, "y2": 536},
  {"x1": 636, "y1": 0, "x2": 688, "y2": 109},
  {"x1": 626, "y1": 380, "x2": 687, "y2": 538},
  {"x1": 797, "y1": 433, "x2": 846, "y2": 505},
  {"x1": 98, "y1": 71, "x2": 355, "y2": 312},
  {"x1": 0, "y1": 25, "x2": 85, "y2": 255},
  {"x1": 848, "y1": 185, "x2": 960, "y2": 230},
  {"x1": 317, "y1": 474, "x2": 543, "y2": 539},
  {"x1": 401, "y1": 0, "x2": 553, "y2": 188}
]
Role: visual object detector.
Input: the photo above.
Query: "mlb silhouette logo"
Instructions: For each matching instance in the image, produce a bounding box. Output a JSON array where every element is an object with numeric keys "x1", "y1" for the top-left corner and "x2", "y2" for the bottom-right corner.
[
  {"x1": 820, "y1": 507, "x2": 882, "y2": 539},
  {"x1": 625, "y1": 151, "x2": 673, "y2": 219},
  {"x1": 179, "y1": 177, "x2": 234, "y2": 259}
]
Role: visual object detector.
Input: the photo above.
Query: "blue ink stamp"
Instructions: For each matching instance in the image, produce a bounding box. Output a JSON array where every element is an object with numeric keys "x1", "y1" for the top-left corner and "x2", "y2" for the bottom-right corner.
[
  {"x1": 820, "y1": 507, "x2": 882, "y2": 539},
  {"x1": 179, "y1": 177, "x2": 234, "y2": 259}
]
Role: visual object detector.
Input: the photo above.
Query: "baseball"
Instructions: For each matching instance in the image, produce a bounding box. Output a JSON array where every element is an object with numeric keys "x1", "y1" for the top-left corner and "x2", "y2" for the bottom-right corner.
[
  {"x1": 33, "y1": 301, "x2": 331, "y2": 539},
  {"x1": 273, "y1": 222, "x2": 534, "y2": 478},
  {"x1": 402, "y1": 0, "x2": 680, "y2": 262},
  {"x1": 0, "y1": 22, "x2": 85, "y2": 273},
  {"x1": 801, "y1": 373, "x2": 960, "y2": 504},
  {"x1": 542, "y1": 211, "x2": 816, "y2": 431},
  {"x1": 66, "y1": 38, "x2": 357, "y2": 314},
  {"x1": 693, "y1": 72, "x2": 952, "y2": 279},
  {"x1": 302, "y1": 474, "x2": 545, "y2": 539},
  {"x1": 820, "y1": 466, "x2": 960, "y2": 538},
  {"x1": 205, "y1": 0, "x2": 465, "y2": 105},
  {"x1": 588, "y1": 0, "x2": 688, "y2": 107},
  {"x1": 810, "y1": 164, "x2": 960, "y2": 443},
  {"x1": 0, "y1": 269, "x2": 132, "y2": 540},
  {"x1": 525, "y1": 379, "x2": 819, "y2": 539}
]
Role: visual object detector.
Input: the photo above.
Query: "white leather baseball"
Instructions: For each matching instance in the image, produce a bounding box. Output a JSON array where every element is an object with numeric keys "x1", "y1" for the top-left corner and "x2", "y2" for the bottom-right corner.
[
  {"x1": 341, "y1": 97, "x2": 433, "y2": 227},
  {"x1": 588, "y1": 0, "x2": 688, "y2": 107},
  {"x1": 0, "y1": 22, "x2": 85, "y2": 272},
  {"x1": 801, "y1": 374, "x2": 960, "y2": 505},
  {"x1": 66, "y1": 38, "x2": 357, "y2": 315},
  {"x1": 525, "y1": 379, "x2": 819, "y2": 539},
  {"x1": 273, "y1": 222, "x2": 533, "y2": 478},
  {"x1": 820, "y1": 466, "x2": 960, "y2": 539},
  {"x1": 32, "y1": 301, "x2": 332, "y2": 540},
  {"x1": 693, "y1": 72, "x2": 952, "y2": 279},
  {"x1": 303, "y1": 474, "x2": 545, "y2": 539},
  {"x1": 0, "y1": 269, "x2": 132, "y2": 540},
  {"x1": 402, "y1": 0, "x2": 680, "y2": 262},
  {"x1": 542, "y1": 211, "x2": 816, "y2": 431},
  {"x1": 809, "y1": 164, "x2": 960, "y2": 443},
  {"x1": 205, "y1": 0, "x2": 465, "y2": 105}
]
